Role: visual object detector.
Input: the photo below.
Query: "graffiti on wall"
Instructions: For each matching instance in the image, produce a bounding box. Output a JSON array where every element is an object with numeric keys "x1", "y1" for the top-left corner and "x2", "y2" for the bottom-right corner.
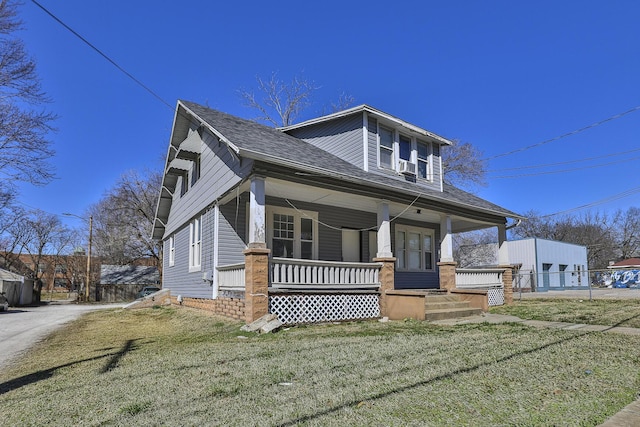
[{"x1": 610, "y1": 270, "x2": 640, "y2": 288}]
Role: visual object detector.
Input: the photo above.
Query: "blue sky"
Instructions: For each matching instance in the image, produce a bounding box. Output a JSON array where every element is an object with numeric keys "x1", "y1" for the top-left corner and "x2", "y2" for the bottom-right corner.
[{"x1": 17, "y1": 1, "x2": 640, "y2": 227}]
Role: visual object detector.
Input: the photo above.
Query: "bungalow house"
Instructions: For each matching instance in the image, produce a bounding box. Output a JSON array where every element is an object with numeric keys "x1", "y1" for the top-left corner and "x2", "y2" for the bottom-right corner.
[{"x1": 153, "y1": 101, "x2": 521, "y2": 324}]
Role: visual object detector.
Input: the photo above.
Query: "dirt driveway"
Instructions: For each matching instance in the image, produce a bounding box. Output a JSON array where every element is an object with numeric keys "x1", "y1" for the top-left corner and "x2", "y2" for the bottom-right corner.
[{"x1": 0, "y1": 302, "x2": 125, "y2": 369}]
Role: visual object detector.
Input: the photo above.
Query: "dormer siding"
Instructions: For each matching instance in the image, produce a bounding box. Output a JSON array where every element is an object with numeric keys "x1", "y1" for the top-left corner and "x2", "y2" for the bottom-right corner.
[{"x1": 284, "y1": 114, "x2": 365, "y2": 169}]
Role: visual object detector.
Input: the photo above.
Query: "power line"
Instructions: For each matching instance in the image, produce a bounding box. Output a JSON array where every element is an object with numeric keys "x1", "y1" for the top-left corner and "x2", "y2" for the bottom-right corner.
[
  {"x1": 489, "y1": 154, "x2": 640, "y2": 179},
  {"x1": 484, "y1": 105, "x2": 640, "y2": 161},
  {"x1": 538, "y1": 186, "x2": 640, "y2": 218},
  {"x1": 30, "y1": 0, "x2": 175, "y2": 113},
  {"x1": 487, "y1": 147, "x2": 640, "y2": 172}
]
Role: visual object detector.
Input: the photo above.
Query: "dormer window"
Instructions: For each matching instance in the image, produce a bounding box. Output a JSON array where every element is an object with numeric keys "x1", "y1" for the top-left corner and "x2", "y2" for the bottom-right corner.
[
  {"x1": 417, "y1": 140, "x2": 431, "y2": 180},
  {"x1": 379, "y1": 127, "x2": 394, "y2": 169},
  {"x1": 377, "y1": 125, "x2": 433, "y2": 181}
]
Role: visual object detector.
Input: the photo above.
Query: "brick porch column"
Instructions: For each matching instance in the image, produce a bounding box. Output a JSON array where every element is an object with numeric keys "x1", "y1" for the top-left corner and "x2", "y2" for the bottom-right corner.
[
  {"x1": 374, "y1": 257, "x2": 396, "y2": 317},
  {"x1": 244, "y1": 243, "x2": 271, "y2": 323},
  {"x1": 499, "y1": 265, "x2": 514, "y2": 305},
  {"x1": 438, "y1": 261, "x2": 457, "y2": 292}
]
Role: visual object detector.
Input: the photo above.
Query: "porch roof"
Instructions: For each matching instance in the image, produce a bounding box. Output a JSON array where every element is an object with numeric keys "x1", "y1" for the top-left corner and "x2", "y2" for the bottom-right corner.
[{"x1": 179, "y1": 101, "x2": 520, "y2": 221}]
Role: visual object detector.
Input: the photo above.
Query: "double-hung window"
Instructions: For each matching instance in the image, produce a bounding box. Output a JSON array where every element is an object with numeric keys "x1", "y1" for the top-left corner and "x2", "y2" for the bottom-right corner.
[
  {"x1": 168, "y1": 235, "x2": 175, "y2": 267},
  {"x1": 191, "y1": 154, "x2": 201, "y2": 187},
  {"x1": 189, "y1": 217, "x2": 201, "y2": 271},
  {"x1": 417, "y1": 140, "x2": 430, "y2": 180},
  {"x1": 377, "y1": 125, "x2": 433, "y2": 181},
  {"x1": 379, "y1": 126, "x2": 394, "y2": 169},
  {"x1": 395, "y1": 225, "x2": 434, "y2": 271},
  {"x1": 268, "y1": 207, "x2": 318, "y2": 259}
]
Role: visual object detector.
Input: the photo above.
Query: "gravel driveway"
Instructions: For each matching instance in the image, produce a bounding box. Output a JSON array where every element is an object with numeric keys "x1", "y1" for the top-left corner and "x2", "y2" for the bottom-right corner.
[{"x1": 0, "y1": 302, "x2": 125, "y2": 369}]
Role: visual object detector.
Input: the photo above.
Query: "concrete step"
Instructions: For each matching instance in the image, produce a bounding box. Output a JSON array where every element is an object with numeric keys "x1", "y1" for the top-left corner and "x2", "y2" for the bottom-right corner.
[
  {"x1": 424, "y1": 307, "x2": 484, "y2": 321},
  {"x1": 423, "y1": 295, "x2": 462, "y2": 304},
  {"x1": 425, "y1": 301, "x2": 471, "y2": 310}
]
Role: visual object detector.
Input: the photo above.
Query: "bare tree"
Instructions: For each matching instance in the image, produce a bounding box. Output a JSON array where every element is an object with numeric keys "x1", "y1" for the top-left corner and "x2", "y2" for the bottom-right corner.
[
  {"x1": 21, "y1": 210, "x2": 72, "y2": 281},
  {"x1": 441, "y1": 139, "x2": 487, "y2": 189},
  {"x1": 453, "y1": 229, "x2": 498, "y2": 267},
  {"x1": 613, "y1": 207, "x2": 640, "y2": 260},
  {"x1": 239, "y1": 72, "x2": 318, "y2": 127},
  {"x1": 89, "y1": 169, "x2": 162, "y2": 270},
  {"x1": 0, "y1": 0, "x2": 56, "y2": 204}
]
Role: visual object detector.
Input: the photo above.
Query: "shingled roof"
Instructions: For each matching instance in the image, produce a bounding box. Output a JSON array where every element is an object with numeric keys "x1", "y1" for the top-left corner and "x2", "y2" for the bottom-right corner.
[
  {"x1": 100, "y1": 265, "x2": 160, "y2": 285},
  {"x1": 179, "y1": 100, "x2": 520, "y2": 220}
]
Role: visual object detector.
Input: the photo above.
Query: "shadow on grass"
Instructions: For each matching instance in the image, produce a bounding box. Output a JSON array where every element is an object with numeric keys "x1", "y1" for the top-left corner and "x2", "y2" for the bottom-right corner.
[
  {"x1": 0, "y1": 339, "x2": 141, "y2": 395},
  {"x1": 278, "y1": 313, "x2": 640, "y2": 426}
]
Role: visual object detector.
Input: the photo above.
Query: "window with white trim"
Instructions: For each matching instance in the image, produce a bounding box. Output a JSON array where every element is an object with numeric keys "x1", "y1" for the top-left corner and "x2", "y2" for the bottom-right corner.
[
  {"x1": 168, "y1": 235, "x2": 175, "y2": 267},
  {"x1": 377, "y1": 125, "x2": 434, "y2": 181},
  {"x1": 189, "y1": 217, "x2": 201, "y2": 271},
  {"x1": 417, "y1": 140, "x2": 431, "y2": 180},
  {"x1": 268, "y1": 207, "x2": 318, "y2": 259},
  {"x1": 191, "y1": 154, "x2": 201, "y2": 186},
  {"x1": 395, "y1": 225, "x2": 434, "y2": 271},
  {"x1": 379, "y1": 126, "x2": 394, "y2": 169}
]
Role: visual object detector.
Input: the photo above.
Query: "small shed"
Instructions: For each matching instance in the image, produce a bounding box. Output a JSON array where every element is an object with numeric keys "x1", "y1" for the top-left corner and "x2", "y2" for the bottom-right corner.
[
  {"x1": 0, "y1": 268, "x2": 34, "y2": 306},
  {"x1": 98, "y1": 265, "x2": 161, "y2": 302}
]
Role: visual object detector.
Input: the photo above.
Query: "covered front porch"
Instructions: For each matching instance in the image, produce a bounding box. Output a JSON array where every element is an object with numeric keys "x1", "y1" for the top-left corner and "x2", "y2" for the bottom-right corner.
[{"x1": 212, "y1": 174, "x2": 515, "y2": 324}]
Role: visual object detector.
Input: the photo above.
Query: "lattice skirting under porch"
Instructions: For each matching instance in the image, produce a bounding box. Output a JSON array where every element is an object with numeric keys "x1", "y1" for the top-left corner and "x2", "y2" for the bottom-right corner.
[
  {"x1": 269, "y1": 293, "x2": 380, "y2": 325},
  {"x1": 488, "y1": 287, "x2": 505, "y2": 306}
]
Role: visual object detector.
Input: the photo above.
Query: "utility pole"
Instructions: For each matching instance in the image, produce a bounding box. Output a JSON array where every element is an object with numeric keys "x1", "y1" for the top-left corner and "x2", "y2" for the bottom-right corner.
[{"x1": 86, "y1": 215, "x2": 93, "y2": 302}]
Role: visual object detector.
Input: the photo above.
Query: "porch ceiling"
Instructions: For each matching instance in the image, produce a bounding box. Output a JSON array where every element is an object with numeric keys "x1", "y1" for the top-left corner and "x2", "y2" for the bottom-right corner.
[{"x1": 262, "y1": 178, "x2": 499, "y2": 233}]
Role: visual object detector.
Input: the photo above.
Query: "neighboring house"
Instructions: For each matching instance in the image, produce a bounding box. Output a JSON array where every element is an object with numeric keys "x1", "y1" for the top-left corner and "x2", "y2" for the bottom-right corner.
[
  {"x1": 0, "y1": 268, "x2": 34, "y2": 306},
  {"x1": 1, "y1": 251, "x2": 96, "y2": 291},
  {"x1": 460, "y1": 238, "x2": 589, "y2": 291},
  {"x1": 98, "y1": 265, "x2": 161, "y2": 302},
  {"x1": 604, "y1": 258, "x2": 640, "y2": 288},
  {"x1": 153, "y1": 101, "x2": 521, "y2": 323}
]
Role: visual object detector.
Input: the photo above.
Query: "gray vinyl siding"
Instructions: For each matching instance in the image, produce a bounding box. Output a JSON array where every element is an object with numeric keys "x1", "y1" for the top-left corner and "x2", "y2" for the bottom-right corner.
[
  {"x1": 285, "y1": 114, "x2": 364, "y2": 169},
  {"x1": 164, "y1": 127, "x2": 252, "y2": 238},
  {"x1": 367, "y1": 116, "x2": 378, "y2": 173},
  {"x1": 218, "y1": 195, "x2": 248, "y2": 266},
  {"x1": 162, "y1": 208, "x2": 215, "y2": 299},
  {"x1": 391, "y1": 219, "x2": 441, "y2": 290}
]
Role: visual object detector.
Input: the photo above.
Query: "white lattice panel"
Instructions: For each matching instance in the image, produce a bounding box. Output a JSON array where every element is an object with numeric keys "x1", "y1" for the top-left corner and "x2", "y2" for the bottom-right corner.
[
  {"x1": 488, "y1": 288, "x2": 504, "y2": 306},
  {"x1": 269, "y1": 294, "x2": 380, "y2": 325}
]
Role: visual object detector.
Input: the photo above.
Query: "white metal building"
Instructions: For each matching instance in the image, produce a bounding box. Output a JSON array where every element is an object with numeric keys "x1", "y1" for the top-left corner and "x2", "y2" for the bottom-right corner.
[{"x1": 499, "y1": 238, "x2": 588, "y2": 291}]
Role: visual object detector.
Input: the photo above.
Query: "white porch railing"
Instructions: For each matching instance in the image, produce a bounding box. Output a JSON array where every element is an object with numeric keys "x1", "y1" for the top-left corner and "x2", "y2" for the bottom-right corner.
[
  {"x1": 455, "y1": 268, "x2": 505, "y2": 306},
  {"x1": 271, "y1": 258, "x2": 382, "y2": 291},
  {"x1": 217, "y1": 262, "x2": 245, "y2": 291},
  {"x1": 455, "y1": 268, "x2": 504, "y2": 288}
]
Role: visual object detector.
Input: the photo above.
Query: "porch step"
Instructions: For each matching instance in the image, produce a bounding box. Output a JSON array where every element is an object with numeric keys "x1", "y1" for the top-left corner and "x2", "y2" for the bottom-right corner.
[
  {"x1": 424, "y1": 307, "x2": 483, "y2": 321},
  {"x1": 424, "y1": 294, "x2": 483, "y2": 321}
]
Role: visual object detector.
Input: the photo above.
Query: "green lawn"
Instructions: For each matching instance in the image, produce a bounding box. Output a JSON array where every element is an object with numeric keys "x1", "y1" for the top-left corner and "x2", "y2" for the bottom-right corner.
[
  {"x1": 491, "y1": 298, "x2": 640, "y2": 328},
  {"x1": 1, "y1": 306, "x2": 639, "y2": 426}
]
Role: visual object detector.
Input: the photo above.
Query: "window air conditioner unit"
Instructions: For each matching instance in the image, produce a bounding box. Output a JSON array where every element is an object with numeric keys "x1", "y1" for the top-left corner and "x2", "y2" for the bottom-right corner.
[{"x1": 398, "y1": 159, "x2": 417, "y2": 175}]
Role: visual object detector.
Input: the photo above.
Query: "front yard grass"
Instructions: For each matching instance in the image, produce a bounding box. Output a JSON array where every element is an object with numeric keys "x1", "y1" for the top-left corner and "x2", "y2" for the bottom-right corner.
[
  {"x1": 491, "y1": 298, "x2": 640, "y2": 328},
  {"x1": 2, "y1": 306, "x2": 640, "y2": 426}
]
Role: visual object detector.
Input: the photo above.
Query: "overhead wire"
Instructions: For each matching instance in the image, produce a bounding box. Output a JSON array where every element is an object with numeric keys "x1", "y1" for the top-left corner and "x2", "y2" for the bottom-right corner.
[
  {"x1": 489, "y1": 154, "x2": 640, "y2": 179},
  {"x1": 537, "y1": 186, "x2": 640, "y2": 218},
  {"x1": 30, "y1": 0, "x2": 175, "y2": 113},
  {"x1": 483, "y1": 104, "x2": 640, "y2": 161},
  {"x1": 487, "y1": 147, "x2": 640, "y2": 172}
]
